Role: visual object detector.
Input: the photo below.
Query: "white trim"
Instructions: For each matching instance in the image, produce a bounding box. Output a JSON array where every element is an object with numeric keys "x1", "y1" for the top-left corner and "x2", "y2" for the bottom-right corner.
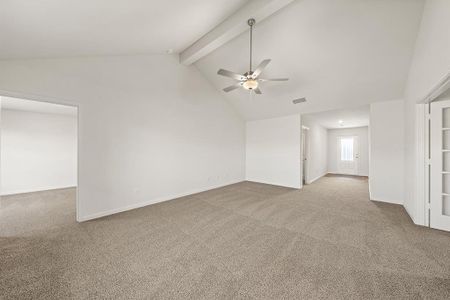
[
  {"x1": 77, "y1": 180, "x2": 243, "y2": 222},
  {"x1": 414, "y1": 71, "x2": 450, "y2": 227},
  {"x1": 301, "y1": 126, "x2": 310, "y2": 185},
  {"x1": 244, "y1": 179, "x2": 301, "y2": 189},
  {"x1": 429, "y1": 99, "x2": 450, "y2": 231},
  {"x1": 370, "y1": 198, "x2": 402, "y2": 205},
  {"x1": 415, "y1": 104, "x2": 428, "y2": 226},
  {"x1": 306, "y1": 172, "x2": 327, "y2": 184},
  {"x1": 1, "y1": 186, "x2": 77, "y2": 196},
  {"x1": 420, "y1": 71, "x2": 450, "y2": 103},
  {"x1": 327, "y1": 170, "x2": 369, "y2": 177},
  {"x1": 327, "y1": 172, "x2": 368, "y2": 177}
]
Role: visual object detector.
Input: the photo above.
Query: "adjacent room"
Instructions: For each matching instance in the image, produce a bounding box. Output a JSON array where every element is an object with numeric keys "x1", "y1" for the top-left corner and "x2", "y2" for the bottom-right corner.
[
  {"x1": 1, "y1": 0, "x2": 450, "y2": 298},
  {"x1": 0, "y1": 96, "x2": 78, "y2": 233},
  {"x1": 300, "y1": 101, "x2": 405, "y2": 206},
  {"x1": 301, "y1": 105, "x2": 370, "y2": 184}
]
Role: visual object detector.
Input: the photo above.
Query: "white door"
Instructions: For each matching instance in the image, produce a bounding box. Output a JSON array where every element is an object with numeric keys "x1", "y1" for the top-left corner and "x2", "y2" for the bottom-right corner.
[
  {"x1": 430, "y1": 100, "x2": 450, "y2": 231},
  {"x1": 337, "y1": 136, "x2": 359, "y2": 175}
]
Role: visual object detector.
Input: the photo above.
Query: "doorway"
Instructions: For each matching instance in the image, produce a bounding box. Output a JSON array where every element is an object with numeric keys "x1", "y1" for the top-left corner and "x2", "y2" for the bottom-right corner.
[
  {"x1": 429, "y1": 98, "x2": 450, "y2": 231},
  {"x1": 301, "y1": 105, "x2": 369, "y2": 184},
  {"x1": 0, "y1": 95, "x2": 79, "y2": 229}
]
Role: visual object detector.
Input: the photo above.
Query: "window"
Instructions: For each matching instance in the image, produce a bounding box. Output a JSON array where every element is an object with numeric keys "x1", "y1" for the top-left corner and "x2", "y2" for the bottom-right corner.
[{"x1": 340, "y1": 138, "x2": 354, "y2": 161}]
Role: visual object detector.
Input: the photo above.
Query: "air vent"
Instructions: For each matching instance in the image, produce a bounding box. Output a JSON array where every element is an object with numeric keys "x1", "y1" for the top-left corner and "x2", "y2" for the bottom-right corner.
[{"x1": 292, "y1": 97, "x2": 306, "y2": 104}]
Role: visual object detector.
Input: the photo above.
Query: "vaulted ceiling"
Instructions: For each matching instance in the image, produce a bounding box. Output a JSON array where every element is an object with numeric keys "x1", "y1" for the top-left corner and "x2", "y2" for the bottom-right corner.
[
  {"x1": 194, "y1": 0, "x2": 424, "y2": 120},
  {"x1": 0, "y1": 0, "x2": 425, "y2": 121}
]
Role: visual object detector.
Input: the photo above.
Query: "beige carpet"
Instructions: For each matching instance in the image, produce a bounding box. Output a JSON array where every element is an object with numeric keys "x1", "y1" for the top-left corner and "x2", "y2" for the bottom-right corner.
[{"x1": 1, "y1": 175, "x2": 450, "y2": 299}]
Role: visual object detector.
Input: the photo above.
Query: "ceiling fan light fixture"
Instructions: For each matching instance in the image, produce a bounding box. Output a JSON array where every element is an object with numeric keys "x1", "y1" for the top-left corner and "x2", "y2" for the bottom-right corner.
[
  {"x1": 216, "y1": 18, "x2": 288, "y2": 95},
  {"x1": 243, "y1": 79, "x2": 259, "y2": 90}
]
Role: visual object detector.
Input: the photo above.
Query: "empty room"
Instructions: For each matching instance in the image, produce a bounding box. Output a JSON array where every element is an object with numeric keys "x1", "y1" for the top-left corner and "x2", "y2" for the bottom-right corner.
[
  {"x1": 1, "y1": 96, "x2": 78, "y2": 234},
  {"x1": 1, "y1": 0, "x2": 450, "y2": 299}
]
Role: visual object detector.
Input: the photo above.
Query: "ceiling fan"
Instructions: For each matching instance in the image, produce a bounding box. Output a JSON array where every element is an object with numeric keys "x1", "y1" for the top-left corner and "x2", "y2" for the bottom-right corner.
[{"x1": 217, "y1": 18, "x2": 288, "y2": 95}]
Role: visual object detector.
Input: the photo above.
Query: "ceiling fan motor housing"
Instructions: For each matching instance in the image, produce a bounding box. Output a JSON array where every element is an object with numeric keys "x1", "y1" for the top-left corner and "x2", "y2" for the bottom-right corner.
[{"x1": 244, "y1": 71, "x2": 254, "y2": 78}]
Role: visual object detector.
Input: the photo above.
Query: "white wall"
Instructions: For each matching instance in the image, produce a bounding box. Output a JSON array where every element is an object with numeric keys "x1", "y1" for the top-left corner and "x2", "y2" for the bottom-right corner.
[
  {"x1": 1, "y1": 109, "x2": 77, "y2": 195},
  {"x1": 327, "y1": 127, "x2": 369, "y2": 176},
  {"x1": 369, "y1": 100, "x2": 404, "y2": 204},
  {"x1": 0, "y1": 55, "x2": 245, "y2": 221},
  {"x1": 403, "y1": 0, "x2": 450, "y2": 224},
  {"x1": 246, "y1": 114, "x2": 301, "y2": 189},
  {"x1": 302, "y1": 117, "x2": 327, "y2": 183}
]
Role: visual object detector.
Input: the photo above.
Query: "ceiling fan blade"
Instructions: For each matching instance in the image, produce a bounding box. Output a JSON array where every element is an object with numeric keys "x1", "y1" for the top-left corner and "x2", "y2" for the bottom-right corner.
[
  {"x1": 258, "y1": 78, "x2": 289, "y2": 82},
  {"x1": 252, "y1": 59, "x2": 271, "y2": 78},
  {"x1": 253, "y1": 87, "x2": 262, "y2": 94},
  {"x1": 217, "y1": 69, "x2": 246, "y2": 81},
  {"x1": 223, "y1": 83, "x2": 242, "y2": 92}
]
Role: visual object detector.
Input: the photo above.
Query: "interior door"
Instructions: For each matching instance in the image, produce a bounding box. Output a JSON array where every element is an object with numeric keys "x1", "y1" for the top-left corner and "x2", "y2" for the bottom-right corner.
[
  {"x1": 337, "y1": 136, "x2": 359, "y2": 175},
  {"x1": 430, "y1": 100, "x2": 450, "y2": 231}
]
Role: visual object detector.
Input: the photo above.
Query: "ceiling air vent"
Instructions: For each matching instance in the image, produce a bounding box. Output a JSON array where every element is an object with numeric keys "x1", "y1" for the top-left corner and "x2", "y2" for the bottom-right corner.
[{"x1": 292, "y1": 97, "x2": 306, "y2": 104}]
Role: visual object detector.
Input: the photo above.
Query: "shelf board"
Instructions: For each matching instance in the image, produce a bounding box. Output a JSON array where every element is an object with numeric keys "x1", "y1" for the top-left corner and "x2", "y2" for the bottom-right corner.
[{"x1": 443, "y1": 128, "x2": 450, "y2": 130}]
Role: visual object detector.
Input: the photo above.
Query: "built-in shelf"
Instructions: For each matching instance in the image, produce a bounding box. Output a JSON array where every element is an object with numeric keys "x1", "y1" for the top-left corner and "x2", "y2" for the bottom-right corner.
[
  {"x1": 443, "y1": 193, "x2": 450, "y2": 197},
  {"x1": 442, "y1": 171, "x2": 450, "y2": 174},
  {"x1": 443, "y1": 128, "x2": 450, "y2": 130},
  {"x1": 443, "y1": 149, "x2": 450, "y2": 152}
]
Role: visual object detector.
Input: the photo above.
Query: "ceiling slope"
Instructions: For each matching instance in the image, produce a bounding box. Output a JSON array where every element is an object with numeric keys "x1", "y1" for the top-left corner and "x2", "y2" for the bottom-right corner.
[
  {"x1": 195, "y1": 0, "x2": 425, "y2": 120},
  {"x1": 0, "y1": 0, "x2": 248, "y2": 59},
  {"x1": 1, "y1": 96, "x2": 77, "y2": 115},
  {"x1": 180, "y1": 0, "x2": 295, "y2": 65}
]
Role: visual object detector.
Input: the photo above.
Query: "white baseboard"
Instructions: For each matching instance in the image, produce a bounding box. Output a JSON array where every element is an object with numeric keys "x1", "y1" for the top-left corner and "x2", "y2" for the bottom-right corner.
[
  {"x1": 245, "y1": 179, "x2": 301, "y2": 189},
  {"x1": 306, "y1": 172, "x2": 327, "y2": 184},
  {"x1": 1, "y1": 185, "x2": 77, "y2": 196},
  {"x1": 77, "y1": 180, "x2": 243, "y2": 222},
  {"x1": 370, "y1": 197, "x2": 403, "y2": 205},
  {"x1": 327, "y1": 172, "x2": 368, "y2": 177}
]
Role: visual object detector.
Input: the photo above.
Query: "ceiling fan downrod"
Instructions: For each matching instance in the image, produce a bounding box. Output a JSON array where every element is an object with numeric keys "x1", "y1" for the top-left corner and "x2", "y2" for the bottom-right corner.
[{"x1": 248, "y1": 18, "x2": 256, "y2": 73}]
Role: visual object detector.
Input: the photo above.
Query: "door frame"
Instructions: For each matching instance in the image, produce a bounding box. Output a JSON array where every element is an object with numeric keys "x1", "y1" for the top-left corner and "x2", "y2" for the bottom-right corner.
[
  {"x1": 429, "y1": 99, "x2": 450, "y2": 231},
  {"x1": 301, "y1": 125, "x2": 310, "y2": 185},
  {"x1": 417, "y1": 71, "x2": 450, "y2": 227}
]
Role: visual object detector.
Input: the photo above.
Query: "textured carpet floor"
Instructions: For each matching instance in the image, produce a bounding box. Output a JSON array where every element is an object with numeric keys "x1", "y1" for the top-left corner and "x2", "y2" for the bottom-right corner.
[{"x1": 1, "y1": 175, "x2": 450, "y2": 299}]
